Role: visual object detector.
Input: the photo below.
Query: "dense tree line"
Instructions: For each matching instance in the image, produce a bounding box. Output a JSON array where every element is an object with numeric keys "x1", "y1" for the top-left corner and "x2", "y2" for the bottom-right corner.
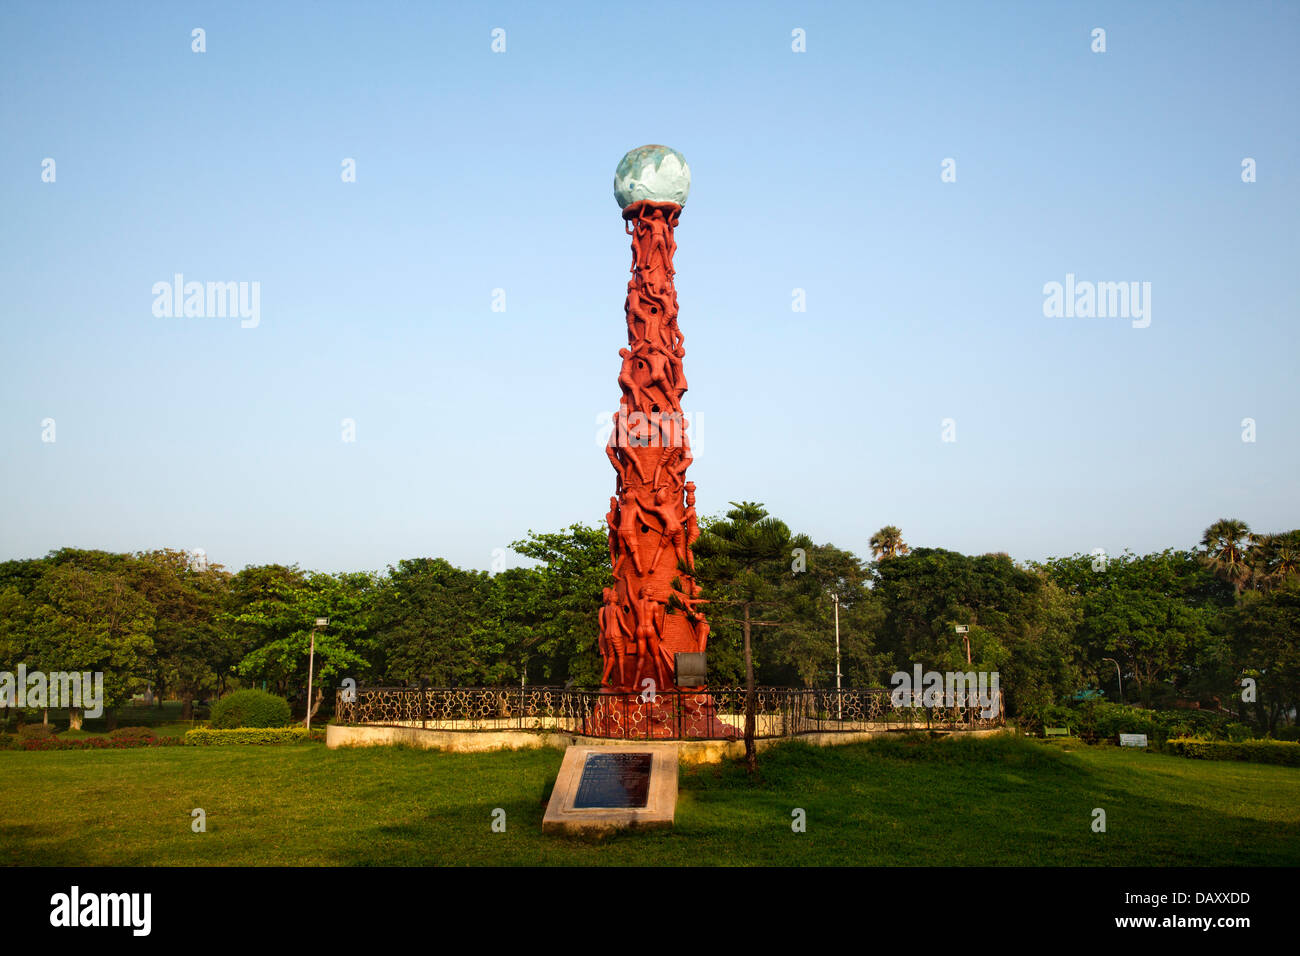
[{"x1": 0, "y1": 514, "x2": 1296, "y2": 732}]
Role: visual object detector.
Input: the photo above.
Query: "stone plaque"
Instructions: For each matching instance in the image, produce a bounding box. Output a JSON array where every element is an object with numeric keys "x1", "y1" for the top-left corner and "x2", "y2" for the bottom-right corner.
[
  {"x1": 543, "y1": 745, "x2": 678, "y2": 834},
  {"x1": 574, "y1": 752, "x2": 652, "y2": 808}
]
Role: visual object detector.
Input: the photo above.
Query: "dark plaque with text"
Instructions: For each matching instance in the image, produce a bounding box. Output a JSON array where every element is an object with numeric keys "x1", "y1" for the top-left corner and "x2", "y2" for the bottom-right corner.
[{"x1": 573, "y1": 752, "x2": 653, "y2": 808}]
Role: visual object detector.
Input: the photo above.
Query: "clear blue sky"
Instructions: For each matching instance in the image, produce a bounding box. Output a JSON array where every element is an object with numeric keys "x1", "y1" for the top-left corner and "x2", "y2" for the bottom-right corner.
[{"x1": 2, "y1": 1, "x2": 1297, "y2": 574}]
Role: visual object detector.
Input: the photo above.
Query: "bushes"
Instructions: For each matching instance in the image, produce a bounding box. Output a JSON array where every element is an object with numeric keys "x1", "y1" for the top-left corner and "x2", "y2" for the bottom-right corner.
[
  {"x1": 0, "y1": 722, "x2": 320, "y2": 750},
  {"x1": 1077, "y1": 703, "x2": 1162, "y2": 743},
  {"x1": 184, "y1": 727, "x2": 323, "y2": 746},
  {"x1": 109, "y1": 726, "x2": 158, "y2": 743},
  {"x1": 209, "y1": 690, "x2": 291, "y2": 729},
  {"x1": 1018, "y1": 702, "x2": 1076, "y2": 735},
  {"x1": 1224, "y1": 722, "x2": 1253, "y2": 742},
  {"x1": 15, "y1": 735, "x2": 181, "y2": 751},
  {"x1": 1165, "y1": 737, "x2": 1300, "y2": 767},
  {"x1": 17, "y1": 723, "x2": 58, "y2": 741},
  {"x1": 0, "y1": 722, "x2": 180, "y2": 751},
  {"x1": 1040, "y1": 701, "x2": 1248, "y2": 745}
]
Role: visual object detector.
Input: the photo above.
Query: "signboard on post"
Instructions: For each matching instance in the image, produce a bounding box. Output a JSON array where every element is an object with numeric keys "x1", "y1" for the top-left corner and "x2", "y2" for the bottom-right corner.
[{"x1": 1119, "y1": 733, "x2": 1148, "y2": 748}]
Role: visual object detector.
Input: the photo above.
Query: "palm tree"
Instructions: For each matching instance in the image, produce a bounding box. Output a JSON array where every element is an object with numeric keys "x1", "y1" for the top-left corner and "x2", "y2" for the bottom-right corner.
[
  {"x1": 870, "y1": 526, "x2": 910, "y2": 561},
  {"x1": 1199, "y1": 518, "x2": 1252, "y2": 594},
  {"x1": 1248, "y1": 530, "x2": 1300, "y2": 591}
]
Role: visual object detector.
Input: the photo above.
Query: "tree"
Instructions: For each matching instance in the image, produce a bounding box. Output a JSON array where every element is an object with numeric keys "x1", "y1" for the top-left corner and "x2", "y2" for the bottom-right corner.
[
  {"x1": 873, "y1": 549, "x2": 1036, "y2": 670},
  {"x1": 129, "y1": 549, "x2": 232, "y2": 719},
  {"x1": 223, "y1": 564, "x2": 311, "y2": 697},
  {"x1": 1247, "y1": 530, "x2": 1300, "y2": 593},
  {"x1": 372, "y1": 559, "x2": 501, "y2": 686},
  {"x1": 27, "y1": 563, "x2": 155, "y2": 729},
  {"x1": 693, "y1": 502, "x2": 795, "y2": 772},
  {"x1": 1200, "y1": 518, "x2": 1253, "y2": 595},
  {"x1": 873, "y1": 549, "x2": 1076, "y2": 723},
  {"x1": 769, "y1": 542, "x2": 882, "y2": 689},
  {"x1": 870, "y1": 526, "x2": 910, "y2": 562},
  {"x1": 1230, "y1": 584, "x2": 1300, "y2": 732},
  {"x1": 505, "y1": 524, "x2": 610, "y2": 687},
  {"x1": 1043, "y1": 551, "x2": 1217, "y2": 707},
  {"x1": 999, "y1": 576, "x2": 1083, "y2": 727},
  {"x1": 237, "y1": 569, "x2": 376, "y2": 721}
]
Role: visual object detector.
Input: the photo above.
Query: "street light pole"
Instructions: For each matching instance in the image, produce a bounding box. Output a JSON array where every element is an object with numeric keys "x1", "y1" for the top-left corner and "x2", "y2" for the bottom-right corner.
[
  {"x1": 833, "y1": 592, "x2": 842, "y2": 720},
  {"x1": 306, "y1": 618, "x2": 327, "y2": 732},
  {"x1": 1102, "y1": 657, "x2": 1123, "y2": 704},
  {"x1": 955, "y1": 624, "x2": 971, "y2": 665}
]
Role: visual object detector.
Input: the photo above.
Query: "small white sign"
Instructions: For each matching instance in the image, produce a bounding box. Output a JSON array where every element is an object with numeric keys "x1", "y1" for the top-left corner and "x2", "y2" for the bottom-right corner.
[{"x1": 1119, "y1": 733, "x2": 1148, "y2": 748}]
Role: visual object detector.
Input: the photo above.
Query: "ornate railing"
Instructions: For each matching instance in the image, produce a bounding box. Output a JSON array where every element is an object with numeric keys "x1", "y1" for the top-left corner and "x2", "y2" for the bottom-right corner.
[{"x1": 333, "y1": 686, "x2": 1003, "y2": 740}]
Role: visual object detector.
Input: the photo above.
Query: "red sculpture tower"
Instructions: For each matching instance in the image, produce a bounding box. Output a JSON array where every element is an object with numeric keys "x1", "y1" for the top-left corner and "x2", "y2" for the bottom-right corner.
[{"x1": 594, "y1": 146, "x2": 727, "y2": 738}]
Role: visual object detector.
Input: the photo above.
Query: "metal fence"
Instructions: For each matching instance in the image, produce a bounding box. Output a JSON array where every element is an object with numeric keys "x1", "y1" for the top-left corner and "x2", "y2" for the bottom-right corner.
[{"x1": 333, "y1": 686, "x2": 1003, "y2": 740}]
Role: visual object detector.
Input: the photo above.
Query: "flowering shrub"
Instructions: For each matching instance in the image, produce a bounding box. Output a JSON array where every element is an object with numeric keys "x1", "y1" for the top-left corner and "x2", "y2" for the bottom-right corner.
[
  {"x1": 17, "y1": 734, "x2": 182, "y2": 751},
  {"x1": 17, "y1": 724, "x2": 57, "y2": 741},
  {"x1": 109, "y1": 726, "x2": 158, "y2": 742}
]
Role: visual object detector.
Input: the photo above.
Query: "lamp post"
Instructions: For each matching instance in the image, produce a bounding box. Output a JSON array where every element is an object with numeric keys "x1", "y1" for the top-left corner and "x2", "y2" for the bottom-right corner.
[
  {"x1": 833, "y1": 592, "x2": 842, "y2": 720},
  {"x1": 955, "y1": 624, "x2": 971, "y2": 665},
  {"x1": 1102, "y1": 657, "x2": 1123, "y2": 704},
  {"x1": 306, "y1": 618, "x2": 327, "y2": 731}
]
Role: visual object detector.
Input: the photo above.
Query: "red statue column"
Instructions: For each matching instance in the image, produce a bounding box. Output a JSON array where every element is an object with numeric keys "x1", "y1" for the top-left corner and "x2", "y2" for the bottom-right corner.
[
  {"x1": 602, "y1": 197, "x2": 703, "y2": 689},
  {"x1": 594, "y1": 146, "x2": 729, "y2": 739}
]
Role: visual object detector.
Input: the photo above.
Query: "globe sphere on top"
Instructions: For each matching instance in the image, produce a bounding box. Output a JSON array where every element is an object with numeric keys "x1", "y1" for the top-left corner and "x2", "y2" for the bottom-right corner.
[{"x1": 614, "y1": 145, "x2": 690, "y2": 209}]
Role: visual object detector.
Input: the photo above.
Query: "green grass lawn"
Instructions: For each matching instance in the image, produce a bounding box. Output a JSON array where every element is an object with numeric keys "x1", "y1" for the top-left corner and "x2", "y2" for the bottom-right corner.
[{"x1": 2, "y1": 734, "x2": 1297, "y2": 866}]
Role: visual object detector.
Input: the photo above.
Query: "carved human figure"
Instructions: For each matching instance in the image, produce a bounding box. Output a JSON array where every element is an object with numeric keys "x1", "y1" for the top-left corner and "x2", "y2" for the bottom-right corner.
[
  {"x1": 666, "y1": 313, "x2": 684, "y2": 356},
  {"x1": 618, "y1": 347, "x2": 654, "y2": 414},
  {"x1": 599, "y1": 587, "x2": 629, "y2": 688},
  {"x1": 642, "y1": 210, "x2": 676, "y2": 276},
  {"x1": 613, "y1": 493, "x2": 650, "y2": 576},
  {"x1": 632, "y1": 587, "x2": 666, "y2": 692},
  {"x1": 632, "y1": 284, "x2": 677, "y2": 353},
  {"x1": 693, "y1": 617, "x2": 710, "y2": 653},
  {"x1": 605, "y1": 496, "x2": 620, "y2": 568},
  {"x1": 605, "y1": 422, "x2": 625, "y2": 494},
  {"x1": 675, "y1": 588, "x2": 710, "y2": 651},
  {"x1": 629, "y1": 340, "x2": 685, "y2": 407},
  {"x1": 650, "y1": 446, "x2": 680, "y2": 491},
  {"x1": 625, "y1": 284, "x2": 668, "y2": 351},
  {"x1": 660, "y1": 435, "x2": 692, "y2": 490},
  {"x1": 645, "y1": 484, "x2": 687, "y2": 572},
  {"x1": 607, "y1": 404, "x2": 653, "y2": 486},
  {"x1": 683, "y1": 481, "x2": 700, "y2": 569}
]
